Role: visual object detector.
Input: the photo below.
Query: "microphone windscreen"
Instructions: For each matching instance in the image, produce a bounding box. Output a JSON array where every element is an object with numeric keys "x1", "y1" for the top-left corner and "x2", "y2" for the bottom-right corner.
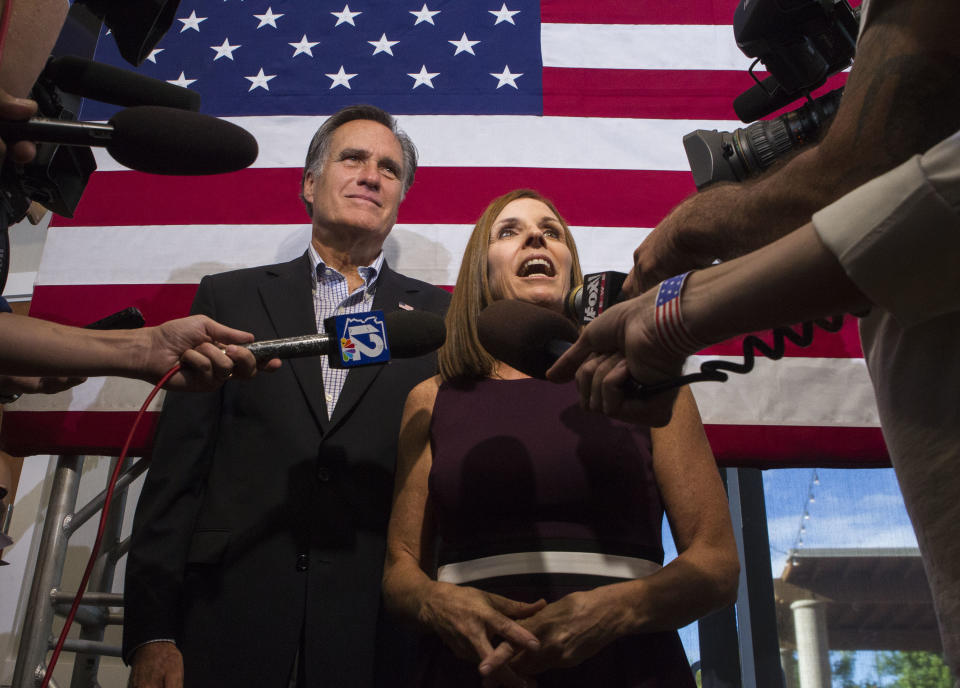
[
  {"x1": 107, "y1": 106, "x2": 258, "y2": 175},
  {"x1": 385, "y1": 310, "x2": 447, "y2": 358},
  {"x1": 46, "y1": 57, "x2": 201, "y2": 112},
  {"x1": 477, "y1": 300, "x2": 579, "y2": 378}
]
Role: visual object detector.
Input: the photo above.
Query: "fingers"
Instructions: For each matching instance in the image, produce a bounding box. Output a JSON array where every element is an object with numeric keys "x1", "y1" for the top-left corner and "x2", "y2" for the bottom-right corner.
[
  {"x1": 586, "y1": 353, "x2": 627, "y2": 415},
  {"x1": 479, "y1": 642, "x2": 536, "y2": 688},
  {"x1": 0, "y1": 91, "x2": 39, "y2": 119},
  {"x1": 486, "y1": 594, "x2": 547, "y2": 621},
  {"x1": 574, "y1": 352, "x2": 678, "y2": 426},
  {"x1": 483, "y1": 598, "x2": 542, "y2": 653},
  {"x1": 176, "y1": 348, "x2": 216, "y2": 382},
  {"x1": 10, "y1": 140, "x2": 37, "y2": 164},
  {"x1": 162, "y1": 316, "x2": 281, "y2": 390},
  {"x1": 197, "y1": 316, "x2": 255, "y2": 346},
  {"x1": 545, "y1": 336, "x2": 591, "y2": 383},
  {"x1": 0, "y1": 90, "x2": 39, "y2": 167},
  {"x1": 546, "y1": 308, "x2": 620, "y2": 383}
]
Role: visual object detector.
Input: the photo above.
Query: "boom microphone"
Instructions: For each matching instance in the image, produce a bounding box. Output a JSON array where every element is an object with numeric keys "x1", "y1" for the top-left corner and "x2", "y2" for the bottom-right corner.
[
  {"x1": 44, "y1": 56, "x2": 201, "y2": 111},
  {"x1": 0, "y1": 106, "x2": 258, "y2": 175},
  {"x1": 245, "y1": 310, "x2": 446, "y2": 363}
]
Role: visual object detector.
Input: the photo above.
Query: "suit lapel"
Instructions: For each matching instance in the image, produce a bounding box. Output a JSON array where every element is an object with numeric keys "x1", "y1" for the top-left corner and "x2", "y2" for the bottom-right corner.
[
  {"x1": 258, "y1": 253, "x2": 331, "y2": 431},
  {"x1": 325, "y1": 265, "x2": 417, "y2": 434}
]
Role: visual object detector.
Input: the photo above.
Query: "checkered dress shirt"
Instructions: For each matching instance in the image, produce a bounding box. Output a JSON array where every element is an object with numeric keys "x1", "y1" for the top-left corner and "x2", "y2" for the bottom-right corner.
[{"x1": 308, "y1": 245, "x2": 383, "y2": 419}]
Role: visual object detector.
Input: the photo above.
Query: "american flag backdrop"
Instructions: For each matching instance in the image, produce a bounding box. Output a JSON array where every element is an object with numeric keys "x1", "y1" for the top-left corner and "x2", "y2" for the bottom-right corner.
[{"x1": 3, "y1": 0, "x2": 887, "y2": 467}]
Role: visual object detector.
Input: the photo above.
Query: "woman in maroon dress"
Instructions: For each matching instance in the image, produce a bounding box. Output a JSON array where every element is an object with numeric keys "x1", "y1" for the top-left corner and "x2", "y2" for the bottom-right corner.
[{"x1": 383, "y1": 189, "x2": 739, "y2": 688}]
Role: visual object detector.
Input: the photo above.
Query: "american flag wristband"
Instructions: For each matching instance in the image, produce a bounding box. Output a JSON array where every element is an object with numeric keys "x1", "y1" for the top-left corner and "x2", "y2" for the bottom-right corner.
[{"x1": 654, "y1": 272, "x2": 708, "y2": 357}]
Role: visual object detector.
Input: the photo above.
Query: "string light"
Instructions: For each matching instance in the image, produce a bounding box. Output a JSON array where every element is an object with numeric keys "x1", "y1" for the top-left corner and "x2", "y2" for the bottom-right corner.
[{"x1": 790, "y1": 468, "x2": 821, "y2": 553}]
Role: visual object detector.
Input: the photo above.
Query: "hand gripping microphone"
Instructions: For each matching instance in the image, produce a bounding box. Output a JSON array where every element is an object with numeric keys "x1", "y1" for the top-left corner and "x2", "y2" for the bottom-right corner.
[
  {"x1": 478, "y1": 299, "x2": 846, "y2": 400},
  {"x1": 479, "y1": 300, "x2": 685, "y2": 400},
  {"x1": 0, "y1": 106, "x2": 258, "y2": 175},
  {"x1": 565, "y1": 271, "x2": 628, "y2": 325},
  {"x1": 245, "y1": 309, "x2": 446, "y2": 366}
]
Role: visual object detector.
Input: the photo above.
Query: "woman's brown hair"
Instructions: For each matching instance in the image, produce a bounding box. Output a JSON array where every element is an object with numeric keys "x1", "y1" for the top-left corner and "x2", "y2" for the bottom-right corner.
[{"x1": 438, "y1": 189, "x2": 583, "y2": 381}]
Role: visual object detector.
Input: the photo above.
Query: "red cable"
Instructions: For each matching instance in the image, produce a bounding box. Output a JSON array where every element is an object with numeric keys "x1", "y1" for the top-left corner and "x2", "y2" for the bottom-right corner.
[{"x1": 40, "y1": 363, "x2": 182, "y2": 688}]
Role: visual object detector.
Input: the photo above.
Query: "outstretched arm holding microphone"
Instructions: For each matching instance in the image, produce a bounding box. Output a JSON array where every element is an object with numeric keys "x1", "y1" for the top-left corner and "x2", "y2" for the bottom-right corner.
[
  {"x1": 0, "y1": 0, "x2": 273, "y2": 398},
  {"x1": 549, "y1": 0, "x2": 960, "y2": 669},
  {"x1": 0, "y1": 311, "x2": 282, "y2": 393},
  {"x1": 548, "y1": 221, "x2": 871, "y2": 427}
]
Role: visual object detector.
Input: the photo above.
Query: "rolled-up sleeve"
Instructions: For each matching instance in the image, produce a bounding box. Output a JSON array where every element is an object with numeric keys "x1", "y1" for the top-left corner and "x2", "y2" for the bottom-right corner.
[{"x1": 812, "y1": 128, "x2": 960, "y2": 329}]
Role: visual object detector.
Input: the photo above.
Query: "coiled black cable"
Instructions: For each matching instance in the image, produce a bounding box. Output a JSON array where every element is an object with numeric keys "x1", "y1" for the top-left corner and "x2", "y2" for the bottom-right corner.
[{"x1": 633, "y1": 315, "x2": 847, "y2": 399}]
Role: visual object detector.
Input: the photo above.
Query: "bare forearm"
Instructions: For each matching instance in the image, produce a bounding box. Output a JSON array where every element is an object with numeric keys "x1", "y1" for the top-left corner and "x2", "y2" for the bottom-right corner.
[
  {"x1": 682, "y1": 223, "x2": 870, "y2": 347},
  {"x1": 635, "y1": 0, "x2": 960, "y2": 291},
  {"x1": 0, "y1": 314, "x2": 150, "y2": 378},
  {"x1": 605, "y1": 545, "x2": 739, "y2": 635},
  {"x1": 382, "y1": 553, "x2": 436, "y2": 626}
]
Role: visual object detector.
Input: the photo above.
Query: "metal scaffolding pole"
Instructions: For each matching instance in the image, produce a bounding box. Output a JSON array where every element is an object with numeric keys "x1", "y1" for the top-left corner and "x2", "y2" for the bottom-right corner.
[
  {"x1": 11, "y1": 456, "x2": 144, "y2": 687},
  {"x1": 11, "y1": 455, "x2": 83, "y2": 688}
]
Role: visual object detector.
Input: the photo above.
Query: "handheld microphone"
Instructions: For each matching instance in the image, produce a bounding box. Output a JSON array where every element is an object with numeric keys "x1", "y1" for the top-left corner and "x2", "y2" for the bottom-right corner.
[
  {"x1": 0, "y1": 106, "x2": 258, "y2": 175},
  {"x1": 44, "y1": 56, "x2": 201, "y2": 111},
  {"x1": 565, "y1": 271, "x2": 628, "y2": 325},
  {"x1": 478, "y1": 299, "x2": 846, "y2": 400},
  {"x1": 245, "y1": 310, "x2": 446, "y2": 365},
  {"x1": 479, "y1": 300, "x2": 676, "y2": 400}
]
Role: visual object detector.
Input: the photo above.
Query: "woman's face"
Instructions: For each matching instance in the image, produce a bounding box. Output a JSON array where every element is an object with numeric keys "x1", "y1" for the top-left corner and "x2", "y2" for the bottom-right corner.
[{"x1": 486, "y1": 198, "x2": 573, "y2": 313}]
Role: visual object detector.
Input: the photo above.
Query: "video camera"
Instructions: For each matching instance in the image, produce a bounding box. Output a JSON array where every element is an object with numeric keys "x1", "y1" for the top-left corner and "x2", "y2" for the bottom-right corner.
[
  {"x1": 683, "y1": 0, "x2": 860, "y2": 190},
  {"x1": 0, "y1": 0, "x2": 183, "y2": 216},
  {"x1": 0, "y1": 0, "x2": 182, "y2": 291}
]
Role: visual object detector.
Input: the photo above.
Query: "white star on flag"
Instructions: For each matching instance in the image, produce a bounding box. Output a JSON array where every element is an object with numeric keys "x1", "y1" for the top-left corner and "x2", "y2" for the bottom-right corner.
[
  {"x1": 245, "y1": 68, "x2": 277, "y2": 91},
  {"x1": 490, "y1": 65, "x2": 522, "y2": 88},
  {"x1": 410, "y1": 4, "x2": 440, "y2": 25},
  {"x1": 368, "y1": 33, "x2": 399, "y2": 56},
  {"x1": 167, "y1": 72, "x2": 197, "y2": 88},
  {"x1": 489, "y1": 4, "x2": 520, "y2": 25},
  {"x1": 145, "y1": 48, "x2": 164, "y2": 64},
  {"x1": 449, "y1": 33, "x2": 480, "y2": 56},
  {"x1": 210, "y1": 38, "x2": 241, "y2": 61},
  {"x1": 332, "y1": 4, "x2": 361, "y2": 26},
  {"x1": 407, "y1": 65, "x2": 439, "y2": 89},
  {"x1": 253, "y1": 7, "x2": 283, "y2": 29},
  {"x1": 178, "y1": 11, "x2": 207, "y2": 32},
  {"x1": 326, "y1": 66, "x2": 357, "y2": 89},
  {"x1": 289, "y1": 35, "x2": 320, "y2": 57}
]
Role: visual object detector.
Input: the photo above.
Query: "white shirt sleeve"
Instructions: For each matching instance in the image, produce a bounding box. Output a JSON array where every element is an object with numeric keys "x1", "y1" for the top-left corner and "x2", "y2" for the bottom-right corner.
[{"x1": 812, "y1": 128, "x2": 960, "y2": 329}]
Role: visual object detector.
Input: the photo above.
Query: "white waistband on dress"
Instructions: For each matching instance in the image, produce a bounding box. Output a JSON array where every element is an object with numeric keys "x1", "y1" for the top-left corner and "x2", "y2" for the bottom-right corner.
[{"x1": 436, "y1": 551, "x2": 662, "y2": 585}]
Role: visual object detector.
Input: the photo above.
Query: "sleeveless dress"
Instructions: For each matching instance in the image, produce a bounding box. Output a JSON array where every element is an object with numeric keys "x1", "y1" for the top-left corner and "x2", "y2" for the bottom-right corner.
[{"x1": 413, "y1": 378, "x2": 696, "y2": 687}]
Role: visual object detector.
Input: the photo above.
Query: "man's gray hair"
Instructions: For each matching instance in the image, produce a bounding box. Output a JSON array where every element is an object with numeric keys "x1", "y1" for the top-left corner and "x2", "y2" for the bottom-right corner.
[{"x1": 299, "y1": 104, "x2": 418, "y2": 217}]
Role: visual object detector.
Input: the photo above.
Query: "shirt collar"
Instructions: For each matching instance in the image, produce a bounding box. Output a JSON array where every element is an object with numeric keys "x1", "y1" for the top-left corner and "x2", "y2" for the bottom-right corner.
[{"x1": 308, "y1": 244, "x2": 384, "y2": 291}]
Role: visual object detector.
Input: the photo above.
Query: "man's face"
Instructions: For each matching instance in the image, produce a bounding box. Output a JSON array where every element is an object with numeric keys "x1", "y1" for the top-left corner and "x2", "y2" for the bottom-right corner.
[{"x1": 302, "y1": 119, "x2": 406, "y2": 244}]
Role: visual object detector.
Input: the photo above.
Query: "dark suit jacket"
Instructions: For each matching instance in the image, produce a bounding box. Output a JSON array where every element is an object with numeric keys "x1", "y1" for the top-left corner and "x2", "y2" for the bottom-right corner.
[{"x1": 123, "y1": 253, "x2": 450, "y2": 687}]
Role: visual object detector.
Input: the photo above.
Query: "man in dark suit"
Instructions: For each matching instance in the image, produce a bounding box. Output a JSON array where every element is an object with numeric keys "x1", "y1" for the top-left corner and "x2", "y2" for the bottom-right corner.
[{"x1": 123, "y1": 105, "x2": 451, "y2": 688}]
